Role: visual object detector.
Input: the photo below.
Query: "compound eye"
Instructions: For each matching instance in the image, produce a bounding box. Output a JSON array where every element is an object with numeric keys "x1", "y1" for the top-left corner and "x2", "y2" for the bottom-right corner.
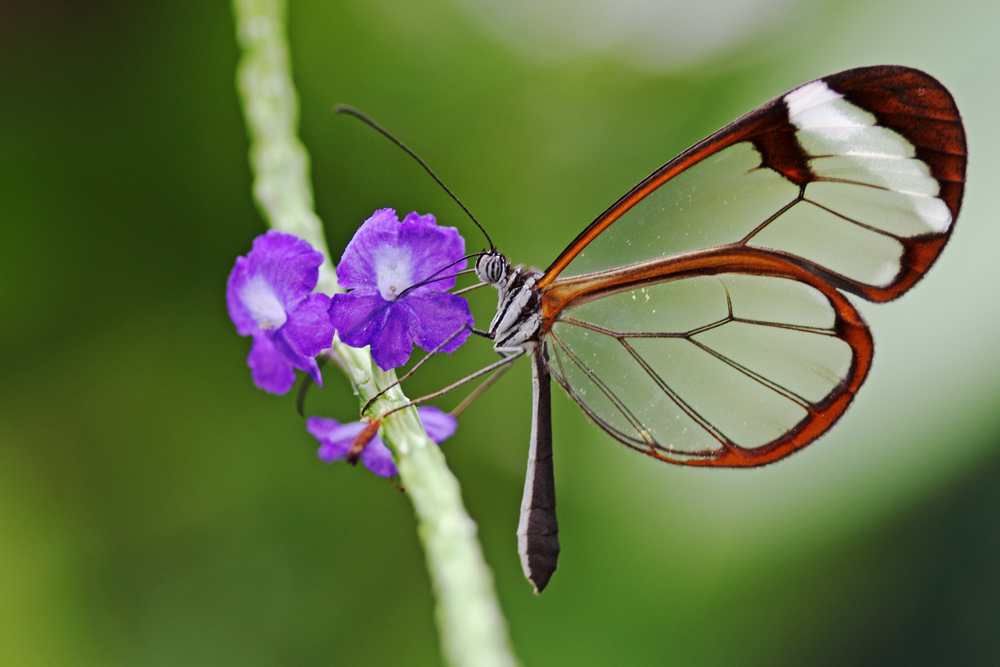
[
  {"x1": 486, "y1": 259, "x2": 501, "y2": 283},
  {"x1": 476, "y1": 253, "x2": 507, "y2": 285}
]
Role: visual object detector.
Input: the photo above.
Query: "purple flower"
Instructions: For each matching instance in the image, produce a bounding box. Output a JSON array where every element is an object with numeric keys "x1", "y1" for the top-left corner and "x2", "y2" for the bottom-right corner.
[
  {"x1": 226, "y1": 231, "x2": 334, "y2": 395},
  {"x1": 307, "y1": 407, "x2": 457, "y2": 477},
  {"x1": 330, "y1": 209, "x2": 474, "y2": 371}
]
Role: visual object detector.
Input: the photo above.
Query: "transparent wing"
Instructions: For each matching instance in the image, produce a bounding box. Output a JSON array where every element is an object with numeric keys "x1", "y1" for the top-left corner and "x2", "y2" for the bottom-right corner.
[
  {"x1": 545, "y1": 267, "x2": 872, "y2": 466},
  {"x1": 535, "y1": 66, "x2": 964, "y2": 467},
  {"x1": 539, "y1": 66, "x2": 966, "y2": 303}
]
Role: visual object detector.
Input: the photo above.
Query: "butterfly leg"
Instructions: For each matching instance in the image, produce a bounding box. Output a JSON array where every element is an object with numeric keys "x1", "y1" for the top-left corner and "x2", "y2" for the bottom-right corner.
[{"x1": 361, "y1": 323, "x2": 478, "y2": 415}]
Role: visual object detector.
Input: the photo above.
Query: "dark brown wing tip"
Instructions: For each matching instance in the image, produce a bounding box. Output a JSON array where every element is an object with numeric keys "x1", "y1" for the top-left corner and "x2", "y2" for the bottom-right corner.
[{"x1": 825, "y1": 66, "x2": 967, "y2": 302}]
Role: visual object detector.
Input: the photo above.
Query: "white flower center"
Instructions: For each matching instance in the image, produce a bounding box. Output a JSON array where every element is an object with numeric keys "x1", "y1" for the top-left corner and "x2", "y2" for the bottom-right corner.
[
  {"x1": 375, "y1": 249, "x2": 413, "y2": 301},
  {"x1": 241, "y1": 274, "x2": 287, "y2": 330}
]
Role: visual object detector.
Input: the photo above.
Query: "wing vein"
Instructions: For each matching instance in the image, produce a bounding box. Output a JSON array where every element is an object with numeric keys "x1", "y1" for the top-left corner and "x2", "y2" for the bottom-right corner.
[
  {"x1": 686, "y1": 333, "x2": 812, "y2": 408},
  {"x1": 813, "y1": 176, "x2": 943, "y2": 200},
  {"x1": 547, "y1": 329, "x2": 651, "y2": 445},
  {"x1": 617, "y1": 338, "x2": 732, "y2": 449}
]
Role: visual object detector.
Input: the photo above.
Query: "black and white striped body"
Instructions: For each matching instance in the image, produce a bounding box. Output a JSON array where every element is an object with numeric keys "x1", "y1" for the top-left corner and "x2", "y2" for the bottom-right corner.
[
  {"x1": 475, "y1": 252, "x2": 560, "y2": 594},
  {"x1": 483, "y1": 260, "x2": 544, "y2": 352}
]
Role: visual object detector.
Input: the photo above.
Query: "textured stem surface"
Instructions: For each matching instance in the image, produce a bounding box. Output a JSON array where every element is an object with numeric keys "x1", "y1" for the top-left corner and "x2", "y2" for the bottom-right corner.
[{"x1": 231, "y1": 1, "x2": 516, "y2": 664}]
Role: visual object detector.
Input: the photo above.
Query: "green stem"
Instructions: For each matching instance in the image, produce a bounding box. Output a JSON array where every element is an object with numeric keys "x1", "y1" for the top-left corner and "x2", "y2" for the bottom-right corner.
[{"x1": 231, "y1": 1, "x2": 517, "y2": 665}]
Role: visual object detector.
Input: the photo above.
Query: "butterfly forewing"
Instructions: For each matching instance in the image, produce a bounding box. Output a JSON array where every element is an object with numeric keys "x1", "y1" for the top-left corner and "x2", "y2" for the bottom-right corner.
[
  {"x1": 539, "y1": 66, "x2": 965, "y2": 302},
  {"x1": 535, "y1": 66, "x2": 963, "y2": 467},
  {"x1": 550, "y1": 141, "x2": 801, "y2": 277}
]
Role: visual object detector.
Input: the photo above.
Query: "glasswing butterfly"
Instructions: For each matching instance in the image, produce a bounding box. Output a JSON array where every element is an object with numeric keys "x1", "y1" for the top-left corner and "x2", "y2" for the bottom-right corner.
[
  {"x1": 347, "y1": 65, "x2": 966, "y2": 593},
  {"x1": 468, "y1": 65, "x2": 965, "y2": 592}
]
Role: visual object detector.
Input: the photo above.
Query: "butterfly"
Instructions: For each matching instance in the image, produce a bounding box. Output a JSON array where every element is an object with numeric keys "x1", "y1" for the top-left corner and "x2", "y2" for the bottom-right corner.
[{"x1": 464, "y1": 65, "x2": 966, "y2": 593}]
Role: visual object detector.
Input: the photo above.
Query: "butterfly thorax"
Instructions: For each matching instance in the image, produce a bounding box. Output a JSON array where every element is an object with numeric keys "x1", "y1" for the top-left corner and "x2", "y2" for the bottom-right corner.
[{"x1": 475, "y1": 251, "x2": 544, "y2": 353}]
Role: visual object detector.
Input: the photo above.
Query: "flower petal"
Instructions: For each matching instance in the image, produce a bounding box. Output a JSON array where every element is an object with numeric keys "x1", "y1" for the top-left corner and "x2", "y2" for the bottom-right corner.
[
  {"x1": 226, "y1": 255, "x2": 259, "y2": 336},
  {"x1": 336, "y1": 209, "x2": 467, "y2": 294},
  {"x1": 329, "y1": 291, "x2": 390, "y2": 349},
  {"x1": 238, "y1": 273, "x2": 288, "y2": 332},
  {"x1": 248, "y1": 231, "x2": 325, "y2": 306},
  {"x1": 335, "y1": 209, "x2": 401, "y2": 290},
  {"x1": 307, "y1": 417, "x2": 368, "y2": 462},
  {"x1": 361, "y1": 439, "x2": 398, "y2": 477},
  {"x1": 307, "y1": 409, "x2": 456, "y2": 477},
  {"x1": 268, "y1": 329, "x2": 324, "y2": 387},
  {"x1": 247, "y1": 334, "x2": 296, "y2": 395},
  {"x1": 417, "y1": 406, "x2": 458, "y2": 444},
  {"x1": 283, "y1": 292, "x2": 334, "y2": 358},
  {"x1": 394, "y1": 212, "x2": 467, "y2": 293},
  {"x1": 406, "y1": 292, "x2": 474, "y2": 354},
  {"x1": 308, "y1": 415, "x2": 398, "y2": 476},
  {"x1": 331, "y1": 291, "x2": 425, "y2": 370},
  {"x1": 369, "y1": 301, "x2": 419, "y2": 370}
]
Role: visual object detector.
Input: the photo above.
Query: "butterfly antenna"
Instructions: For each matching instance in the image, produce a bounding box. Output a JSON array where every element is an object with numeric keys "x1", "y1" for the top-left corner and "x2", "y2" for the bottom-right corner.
[
  {"x1": 398, "y1": 253, "x2": 481, "y2": 297},
  {"x1": 334, "y1": 104, "x2": 495, "y2": 251}
]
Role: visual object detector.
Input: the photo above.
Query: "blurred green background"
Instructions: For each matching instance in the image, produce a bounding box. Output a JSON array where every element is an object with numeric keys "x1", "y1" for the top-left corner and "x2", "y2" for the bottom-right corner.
[{"x1": 2, "y1": 0, "x2": 999, "y2": 664}]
